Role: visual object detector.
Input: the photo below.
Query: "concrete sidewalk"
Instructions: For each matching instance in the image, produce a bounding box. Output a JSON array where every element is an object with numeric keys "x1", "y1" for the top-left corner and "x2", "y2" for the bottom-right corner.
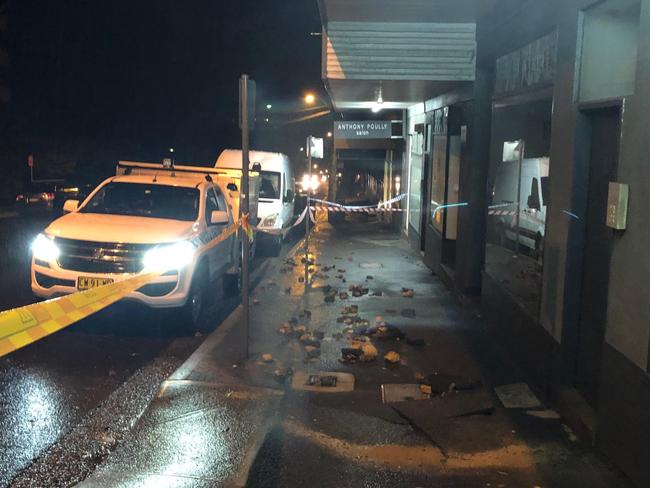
[{"x1": 80, "y1": 215, "x2": 632, "y2": 487}]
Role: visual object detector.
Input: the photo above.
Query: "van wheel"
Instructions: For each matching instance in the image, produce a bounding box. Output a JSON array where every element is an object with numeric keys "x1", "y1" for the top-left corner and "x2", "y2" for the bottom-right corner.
[
  {"x1": 179, "y1": 265, "x2": 207, "y2": 331},
  {"x1": 533, "y1": 233, "x2": 544, "y2": 261},
  {"x1": 268, "y1": 234, "x2": 282, "y2": 257}
]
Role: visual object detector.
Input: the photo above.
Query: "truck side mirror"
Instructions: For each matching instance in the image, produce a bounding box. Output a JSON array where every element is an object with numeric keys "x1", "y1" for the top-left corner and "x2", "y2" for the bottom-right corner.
[
  {"x1": 210, "y1": 210, "x2": 229, "y2": 225},
  {"x1": 284, "y1": 190, "x2": 294, "y2": 203},
  {"x1": 63, "y1": 200, "x2": 79, "y2": 213}
]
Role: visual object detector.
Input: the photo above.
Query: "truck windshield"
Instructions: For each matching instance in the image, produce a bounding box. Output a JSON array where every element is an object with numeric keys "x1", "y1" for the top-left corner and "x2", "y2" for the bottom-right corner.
[
  {"x1": 260, "y1": 171, "x2": 281, "y2": 200},
  {"x1": 80, "y1": 182, "x2": 200, "y2": 221}
]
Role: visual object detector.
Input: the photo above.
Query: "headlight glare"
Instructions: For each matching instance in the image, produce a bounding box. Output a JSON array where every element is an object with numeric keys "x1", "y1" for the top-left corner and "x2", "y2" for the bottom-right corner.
[
  {"x1": 32, "y1": 234, "x2": 60, "y2": 262},
  {"x1": 143, "y1": 241, "x2": 195, "y2": 272}
]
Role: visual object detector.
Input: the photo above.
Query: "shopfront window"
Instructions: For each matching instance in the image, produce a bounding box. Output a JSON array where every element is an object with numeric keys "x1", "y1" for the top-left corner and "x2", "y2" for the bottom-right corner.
[
  {"x1": 429, "y1": 108, "x2": 448, "y2": 234},
  {"x1": 408, "y1": 129, "x2": 424, "y2": 233},
  {"x1": 485, "y1": 100, "x2": 552, "y2": 318}
]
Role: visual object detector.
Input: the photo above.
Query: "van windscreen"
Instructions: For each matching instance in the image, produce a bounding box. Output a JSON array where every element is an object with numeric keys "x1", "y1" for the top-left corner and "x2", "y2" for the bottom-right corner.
[{"x1": 260, "y1": 171, "x2": 281, "y2": 200}]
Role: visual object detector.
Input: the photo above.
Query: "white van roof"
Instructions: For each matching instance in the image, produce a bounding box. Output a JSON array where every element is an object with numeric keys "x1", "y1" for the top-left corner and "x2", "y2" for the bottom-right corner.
[{"x1": 216, "y1": 149, "x2": 290, "y2": 174}]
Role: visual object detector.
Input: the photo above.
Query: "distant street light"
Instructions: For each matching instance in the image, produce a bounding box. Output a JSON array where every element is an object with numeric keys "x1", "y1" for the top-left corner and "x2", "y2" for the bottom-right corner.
[
  {"x1": 304, "y1": 93, "x2": 316, "y2": 105},
  {"x1": 326, "y1": 131, "x2": 333, "y2": 138},
  {"x1": 266, "y1": 104, "x2": 272, "y2": 110},
  {"x1": 169, "y1": 148, "x2": 175, "y2": 153}
]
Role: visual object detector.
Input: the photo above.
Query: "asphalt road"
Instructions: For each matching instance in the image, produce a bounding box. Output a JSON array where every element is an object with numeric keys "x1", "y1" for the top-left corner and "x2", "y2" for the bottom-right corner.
[{"x1": 0, "y1": 207, "x2": 300, "y2": 486}]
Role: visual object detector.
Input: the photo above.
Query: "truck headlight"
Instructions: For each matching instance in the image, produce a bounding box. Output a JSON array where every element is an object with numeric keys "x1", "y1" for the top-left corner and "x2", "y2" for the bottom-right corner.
[
  {"x1": 143, "y1": 241, "x2": 195, "y2": 272},
  {"x1": 261, "y1": 213, "x2": 279, "y2": 228},
  {"x1": 32, "y1": 234, "x2": 60, "y2": 262}
]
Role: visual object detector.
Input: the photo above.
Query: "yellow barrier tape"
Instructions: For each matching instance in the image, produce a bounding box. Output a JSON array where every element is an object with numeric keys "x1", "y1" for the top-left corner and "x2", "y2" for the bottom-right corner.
[
  {"x1": 0, "y1": 272, "x2": 159, "y2": 358},
  {"x1": 0, "y1": 219, "x2": 242, "y2": 359}
]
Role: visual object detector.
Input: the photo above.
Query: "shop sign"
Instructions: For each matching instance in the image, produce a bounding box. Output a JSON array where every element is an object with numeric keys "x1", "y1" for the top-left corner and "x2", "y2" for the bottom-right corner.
[
  {"x1": 495, "y1": 31, "x2": 557, "y2": 96},
  {"x1": 334, "y1": 121, "x2": 392, "y2": 139}
]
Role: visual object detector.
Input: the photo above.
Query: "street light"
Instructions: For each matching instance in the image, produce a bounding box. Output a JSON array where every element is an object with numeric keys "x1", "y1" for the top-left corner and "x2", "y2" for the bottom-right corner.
[
  {"x1": 304, "y1": 93, "x2": 316, "y2": 105},
  {"x1": 266, "y1": 104, "x2": 272, "y2": 110},
  {"x1": 326, "y1": 131, "x2": 333, "y2": 138}
]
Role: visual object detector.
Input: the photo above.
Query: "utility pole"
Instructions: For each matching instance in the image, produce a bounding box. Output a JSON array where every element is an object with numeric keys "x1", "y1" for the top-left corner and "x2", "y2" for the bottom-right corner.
[
  {"x1": 514, "y1": 140, "x2": 525, "y2": 257},
  {"x1": 239, "y1": 74, "x2": 255, "y2": 359},
  {"x1": 304, "y1": 135, "x2": 312, "y2": 287}
]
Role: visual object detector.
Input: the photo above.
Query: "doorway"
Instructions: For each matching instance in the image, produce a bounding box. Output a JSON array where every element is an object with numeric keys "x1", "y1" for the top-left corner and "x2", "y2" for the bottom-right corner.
[{"x1": 575, "y1": 105, "x2": 621, "y2": 408}]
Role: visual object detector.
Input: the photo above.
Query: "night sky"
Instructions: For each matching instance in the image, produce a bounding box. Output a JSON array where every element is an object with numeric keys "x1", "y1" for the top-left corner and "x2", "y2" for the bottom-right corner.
[{"x1": 3, "y1": 0, "x2": 323, "y2": 181}]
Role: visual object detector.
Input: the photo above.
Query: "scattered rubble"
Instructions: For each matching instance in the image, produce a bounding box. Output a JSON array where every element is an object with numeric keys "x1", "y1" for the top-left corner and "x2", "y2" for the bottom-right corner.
[
  {"x1": 339, "y1": 292, "x2": 349, "y2": 300},
  {"x1": 349, "y1": 284, "x2": 369, "y2": 297},
  {"x1": 261, "y1": 354, "x2": 274, "y2": 363},
  {"x1": 341, "y1": 305, "x2": 359, "y2": 315},
  {"x1": 384, "y1": 351, "x2": 401, "y2": 364},
  {"x1": 340, "y1": 341, "x2": 378, "y2": 363},
  {"x1": 274, "y1": 367, "x2": 294, "y2": 383},
  {"x1": 371, "y1": 324, "x2": 405, "y2": 341},
  {"x1": 402, "y1": 288, "x2": 415, "y2": 298}
]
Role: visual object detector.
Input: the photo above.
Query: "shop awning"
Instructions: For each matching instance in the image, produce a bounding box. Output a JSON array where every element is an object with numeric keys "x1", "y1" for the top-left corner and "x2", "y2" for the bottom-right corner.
[{"x1": 318, "y1": 0, "x2": 488, "y2": 110}]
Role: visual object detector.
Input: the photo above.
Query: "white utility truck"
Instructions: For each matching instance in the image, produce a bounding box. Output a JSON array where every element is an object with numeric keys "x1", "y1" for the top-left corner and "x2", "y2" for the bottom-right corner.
[
  {"x1": 216, "y1": 150, "x2": 294, "y2": 255},
  {"x1": 31, "y1": 161, "x2": 259, "y2": 328}
]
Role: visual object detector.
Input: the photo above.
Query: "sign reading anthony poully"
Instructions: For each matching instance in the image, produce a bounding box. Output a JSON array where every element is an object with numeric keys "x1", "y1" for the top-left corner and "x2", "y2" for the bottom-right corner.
[{"x1": 334, "y1": 121, "x2": 392, "y2": 139}]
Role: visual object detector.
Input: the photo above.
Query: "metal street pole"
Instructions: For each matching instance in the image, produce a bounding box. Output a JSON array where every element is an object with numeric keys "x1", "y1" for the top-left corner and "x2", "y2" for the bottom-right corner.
[
  {"x1": 304, "y1": 135, "x2": 312, "y2": 287},
  {"x1": 240, "y1": 74, "x2": 251, "y2": 359},
  {"x1": 514, "y1": 140, "x2": 525, "y2": 257}
]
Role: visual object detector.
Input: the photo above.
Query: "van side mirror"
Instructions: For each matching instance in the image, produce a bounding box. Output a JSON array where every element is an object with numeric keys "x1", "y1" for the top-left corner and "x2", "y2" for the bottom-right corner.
[
  {"x1": 284, "y1": 190, "x2": 294, "y2": 203},
  {"x1": 527, "y1": 194, "x2": 541, "y2": 211},
  {"x1": 210, "y1": 210, "x2": 230, "y2": 225},
  {"x1": 63, "y1": 200, "x2": 79, "y2": 213}
]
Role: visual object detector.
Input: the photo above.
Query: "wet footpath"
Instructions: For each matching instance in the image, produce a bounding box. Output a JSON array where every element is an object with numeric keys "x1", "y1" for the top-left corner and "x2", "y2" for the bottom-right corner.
[{"x1": 80, "y1": 214, "x2": 633, "y2": 488}]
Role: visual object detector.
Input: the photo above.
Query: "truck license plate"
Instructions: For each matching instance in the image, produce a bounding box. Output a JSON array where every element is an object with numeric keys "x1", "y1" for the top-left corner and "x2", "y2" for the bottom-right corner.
[{"x1": 77, "y1": 276, "x2": 114, "y2": 291}]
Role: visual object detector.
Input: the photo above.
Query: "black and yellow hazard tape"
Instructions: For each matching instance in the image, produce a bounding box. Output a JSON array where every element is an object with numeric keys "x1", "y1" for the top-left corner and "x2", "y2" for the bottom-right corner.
[
  {"x1": 0, "y1": 272, "x2": 159, "y2": 358},
  {"x1": 0, "y1": 219, "x2": 242, "y2": 359}
]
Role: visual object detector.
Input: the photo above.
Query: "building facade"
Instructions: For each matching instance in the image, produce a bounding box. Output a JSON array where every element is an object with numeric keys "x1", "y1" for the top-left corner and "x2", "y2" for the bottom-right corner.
[{"x1": 318, "y1": 1, "x2": 650, "y2": 486}]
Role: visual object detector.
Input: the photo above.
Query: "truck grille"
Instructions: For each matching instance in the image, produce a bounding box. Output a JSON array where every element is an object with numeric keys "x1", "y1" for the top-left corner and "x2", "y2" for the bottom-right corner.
[{"x1": 55, "y1": 238, "x2": 151, "y2": 274}]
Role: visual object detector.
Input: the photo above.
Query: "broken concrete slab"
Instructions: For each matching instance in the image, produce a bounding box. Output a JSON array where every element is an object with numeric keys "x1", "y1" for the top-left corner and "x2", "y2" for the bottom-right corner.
[
  {"x1": 392, "y1": 390, "x2": 495, "y2": 420},
  {"x1": 526, "y1": 409, "x2": 561, "y2": 420},
  {"x1": 381, "y1": 384, "x2": 430, "y2": 404},
  {"x1": 494, "y1": 383, "x2": 542, "y2": 409},
  {"x1": 420, "y1": 373, "x2": 482, "y2": 395}
]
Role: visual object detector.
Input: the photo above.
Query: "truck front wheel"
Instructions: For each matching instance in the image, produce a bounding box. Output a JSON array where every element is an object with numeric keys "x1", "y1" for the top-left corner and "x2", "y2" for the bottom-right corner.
[{"x1": 179, "y1": 266, "x2": 208, "y2": 330}]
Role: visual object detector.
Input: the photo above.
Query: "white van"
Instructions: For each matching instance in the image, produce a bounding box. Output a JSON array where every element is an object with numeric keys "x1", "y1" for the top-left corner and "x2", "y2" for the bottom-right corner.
[
  {"x1": 492, "y1": 156, "x2": 549, "y2": 255},
  {"x1": 216, "y1": 150, "x2": 295, "y2": 255}
]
